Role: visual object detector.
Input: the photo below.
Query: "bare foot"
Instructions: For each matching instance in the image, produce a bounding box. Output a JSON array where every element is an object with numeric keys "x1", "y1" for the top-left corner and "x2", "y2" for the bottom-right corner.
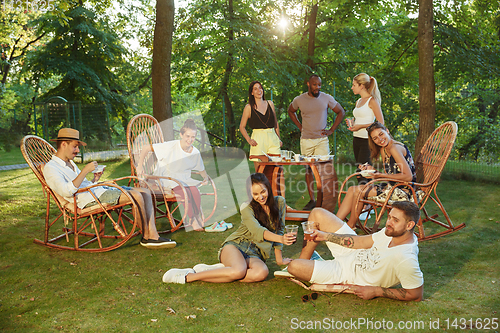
[{"x1": 191, "y1": 216, "x2": 204, "y2": 231}]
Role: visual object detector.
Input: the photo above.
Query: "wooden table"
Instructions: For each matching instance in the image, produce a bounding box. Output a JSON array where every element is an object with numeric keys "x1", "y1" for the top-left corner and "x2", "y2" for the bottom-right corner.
[{"x1": 256, "y1": 159, "x2": 338, "y2": 221}]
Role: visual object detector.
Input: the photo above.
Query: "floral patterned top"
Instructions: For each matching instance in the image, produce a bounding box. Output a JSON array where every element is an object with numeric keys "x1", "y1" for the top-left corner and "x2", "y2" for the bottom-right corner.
[{"x1": 383, "y1": 143, "x2": 417, "y2": 184}]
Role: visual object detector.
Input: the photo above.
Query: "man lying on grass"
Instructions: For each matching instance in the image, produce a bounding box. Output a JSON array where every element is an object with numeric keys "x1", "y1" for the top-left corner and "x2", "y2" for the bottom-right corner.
[{"x1": 284, "y1": 201, "x2": 423, "y2": 301}]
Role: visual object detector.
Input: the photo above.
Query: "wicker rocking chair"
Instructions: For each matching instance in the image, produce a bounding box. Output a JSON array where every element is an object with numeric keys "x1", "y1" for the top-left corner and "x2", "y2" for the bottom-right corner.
[
  {"x1": 21, "y1": 135, "x2": 143, "y2": 252},
  {"x1": 126, "y1": 114, "x2": 217, "y2": 232},
  {"x1": 338, "y1": 121, "x2": 465, "y2": 241}
]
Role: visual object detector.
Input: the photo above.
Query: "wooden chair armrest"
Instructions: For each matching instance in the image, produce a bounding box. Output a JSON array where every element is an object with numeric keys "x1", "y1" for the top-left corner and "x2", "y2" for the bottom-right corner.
[
  {"x1": 72, "y1": 182, "x2": 138, "y2": 215},
  {"x1": 353, "y1": 178, "x2": 421, "y2": 227},
  {"x1": 338, "y1": 172, "x2": 363, "y2": 207}
]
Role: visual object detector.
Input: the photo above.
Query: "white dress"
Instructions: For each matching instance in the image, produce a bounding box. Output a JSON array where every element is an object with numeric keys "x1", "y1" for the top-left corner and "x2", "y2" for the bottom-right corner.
[{"x1": 152, "y1": 140, "x2": 205, "y2": 188}]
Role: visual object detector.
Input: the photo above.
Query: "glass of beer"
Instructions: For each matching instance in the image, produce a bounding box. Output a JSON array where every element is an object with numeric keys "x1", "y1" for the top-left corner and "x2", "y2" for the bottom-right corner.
[
  {"x1": 301, "y1": 221, "x2": 316, "y2": 241},
  {"x1": 285, "y1": 225, "x2": 298, "y2": 244}
]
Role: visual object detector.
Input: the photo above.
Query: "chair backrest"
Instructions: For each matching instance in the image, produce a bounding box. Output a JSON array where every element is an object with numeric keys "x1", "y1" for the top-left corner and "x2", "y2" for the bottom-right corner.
[
  {"x1": 414, "y1": 121, "x2": 458, "y2": 186},
  {"x1": 126, "y1": 114, "x2": 164, "y2": 176},
  {"x1": 20, "y1": 135, "x2": 70, "y2": 210},
  {"x1": 21, "y1": 135, "x2": 57, "y2": 188}
]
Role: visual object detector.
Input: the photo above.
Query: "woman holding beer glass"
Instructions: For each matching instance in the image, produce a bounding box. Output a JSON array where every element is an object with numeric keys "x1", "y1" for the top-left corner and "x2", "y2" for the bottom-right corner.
[{"x1": 162, "y1": 173, "x2": 295, "y2": 284}]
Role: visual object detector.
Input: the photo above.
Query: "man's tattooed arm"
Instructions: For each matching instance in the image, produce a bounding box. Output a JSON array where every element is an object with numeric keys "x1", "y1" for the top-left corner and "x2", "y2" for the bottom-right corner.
[
  {"x1": 352, "y1": 285, "x2": 423, "y2": 301},
  {"x1": 381, "y1": 287, "x2": 408, "y2": 300},
  {"x1": 325, "y1": 233, "x2": 354, "y2": 248}
]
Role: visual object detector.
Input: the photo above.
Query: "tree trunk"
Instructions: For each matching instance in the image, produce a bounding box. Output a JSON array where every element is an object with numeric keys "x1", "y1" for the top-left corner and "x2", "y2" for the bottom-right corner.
[
  {"x1": 221, "y1": 0, "x2": 236, "y2": 145},
  {"x1": 152, "y1": 0, "x2": 175, "y2": 140},
  {"x1": 415, "y1": 0, "x2": 436, "y2": 156},
  {"x1": 306, "y1": 3, "x2": 318, "y2": 70},
  {"x1": 1, "y1": 63, "x2": 10, "y2": 85}
]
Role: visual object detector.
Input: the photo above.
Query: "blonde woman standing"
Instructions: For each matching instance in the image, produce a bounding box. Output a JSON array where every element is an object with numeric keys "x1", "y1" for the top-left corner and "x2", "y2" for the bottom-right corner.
[{"x1": 348, "y1": 73, "x2": 384, "y2": 184}]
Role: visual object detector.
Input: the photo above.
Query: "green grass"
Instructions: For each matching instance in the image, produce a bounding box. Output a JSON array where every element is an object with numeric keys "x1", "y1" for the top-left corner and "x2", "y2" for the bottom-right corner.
[
  {"x1": 0, "y1": 147, "x2": 25, "y2": 166},
  {"x1": 445, "y1": 160, "x2": 500, "y2": 183},
  {"x1": 1, "y1": 158, "x2": 499, "y2": 332}
]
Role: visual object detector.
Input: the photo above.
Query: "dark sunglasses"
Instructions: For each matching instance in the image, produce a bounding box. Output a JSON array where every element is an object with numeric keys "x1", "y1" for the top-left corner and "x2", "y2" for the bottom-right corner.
[
  {"x1": 301, "y1": 292, "x2": 319, "y2": 302},
  {"x1": 301, "y1": 292, "x2": 319, "y2": 306},
  {"x1": 301, "y1": 292, "x2": 331, "y2": 306},
  {"x1": 301, "y1": 288, "x2": 348, "y2": 306}
]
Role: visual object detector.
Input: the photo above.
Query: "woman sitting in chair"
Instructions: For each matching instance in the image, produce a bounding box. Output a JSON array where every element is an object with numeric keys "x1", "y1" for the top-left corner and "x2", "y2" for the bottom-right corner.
[
  {"x1": 337, "y1": 122, "x2": 416, "y2": 229},
  {"x1": 138, "y1": 119, "x2": 209, "y2": 231}
]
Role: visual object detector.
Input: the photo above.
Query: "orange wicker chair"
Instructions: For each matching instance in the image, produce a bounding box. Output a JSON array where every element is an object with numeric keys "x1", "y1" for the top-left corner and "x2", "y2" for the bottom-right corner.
[
  {"x1": 338, "y1": 121, "x2": 465, "y2": 241},
  {"x1": 21, "y1": 135, "x2": 143, "y2": 252},
  {"x1": 126, "y1": 114, "x2": 217, "y2": 232}
]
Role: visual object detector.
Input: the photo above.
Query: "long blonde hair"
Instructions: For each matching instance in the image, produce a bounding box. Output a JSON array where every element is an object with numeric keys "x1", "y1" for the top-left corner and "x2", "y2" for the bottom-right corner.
[{"x1": 353, "y1": 73, "x2": 381, "y2": 105}]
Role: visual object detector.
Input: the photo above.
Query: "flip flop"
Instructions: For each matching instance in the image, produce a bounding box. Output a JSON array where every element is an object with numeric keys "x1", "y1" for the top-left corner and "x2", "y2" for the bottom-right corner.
[
  {"x1": 219, "y1": 220, "x2": 233, "y2": 229},
  {"x1": 205, "y1": 221, "x2": 227, "y2": 232}
]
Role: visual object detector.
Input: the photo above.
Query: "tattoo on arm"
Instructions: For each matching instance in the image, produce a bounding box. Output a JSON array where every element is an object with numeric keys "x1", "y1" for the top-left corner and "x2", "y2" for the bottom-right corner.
[
  {"x1": 381, "y1": 287, "x2": 408, "y2": 300},
  {"x1": 326, "y1": 233, "x2": 354, "y2": 248}
]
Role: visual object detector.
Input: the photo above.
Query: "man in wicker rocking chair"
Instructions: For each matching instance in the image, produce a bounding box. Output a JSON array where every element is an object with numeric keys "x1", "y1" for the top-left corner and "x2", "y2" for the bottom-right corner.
[
  {"x1": 282, "y1": 201, "x2": 424, "y2": 301},
  {"x1": 43, "y1": 128, "x2": 176, "y2": 249}
]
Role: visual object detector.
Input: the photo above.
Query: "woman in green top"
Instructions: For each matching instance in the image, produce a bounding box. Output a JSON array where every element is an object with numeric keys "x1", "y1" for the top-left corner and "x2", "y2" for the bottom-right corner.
[{"x1": 162, "y1": 173, "x2": 296, "y2": 284}]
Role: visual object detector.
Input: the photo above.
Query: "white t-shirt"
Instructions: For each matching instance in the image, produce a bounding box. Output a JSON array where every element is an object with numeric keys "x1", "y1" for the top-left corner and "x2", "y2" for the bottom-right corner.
[
  {"x1": 152, "y1": 140, "x2": 205, "y2": 188},
  {"x1": 291, "y1": 92, "x2": 338, "y2": 139},
  {"x1": 334, "y1": 228, "x2": 423, "y2": 289}
]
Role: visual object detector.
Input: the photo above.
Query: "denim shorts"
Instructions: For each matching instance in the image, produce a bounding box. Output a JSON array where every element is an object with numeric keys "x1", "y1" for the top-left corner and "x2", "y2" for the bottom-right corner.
[
  {"x1": 218, "y1": 240, "x2": 264, "y2": 262},
  {"x1": 84, "y1": 186, "x2": 133, "y2": 208}
]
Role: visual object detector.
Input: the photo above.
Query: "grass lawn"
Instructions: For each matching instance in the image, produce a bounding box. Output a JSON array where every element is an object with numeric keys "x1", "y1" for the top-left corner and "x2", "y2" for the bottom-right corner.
[
  {"x1": 0, "y1": 157, "x2": 499, "y2": 332},
  {"x1": 0, "y1": 148, "x2": 26, "y2": 166}
]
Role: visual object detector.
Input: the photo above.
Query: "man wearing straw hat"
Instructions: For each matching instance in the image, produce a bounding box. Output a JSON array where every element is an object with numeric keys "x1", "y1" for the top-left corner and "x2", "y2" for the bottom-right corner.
[{"x1": 43, "y1": 128, "x2": 176, "y2": 249}]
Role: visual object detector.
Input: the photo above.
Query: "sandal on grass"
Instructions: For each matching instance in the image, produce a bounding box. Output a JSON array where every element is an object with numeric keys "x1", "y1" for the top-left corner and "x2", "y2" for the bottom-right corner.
[{"x1": 205, "y1": 221, "x2": 227, "y2": 232}]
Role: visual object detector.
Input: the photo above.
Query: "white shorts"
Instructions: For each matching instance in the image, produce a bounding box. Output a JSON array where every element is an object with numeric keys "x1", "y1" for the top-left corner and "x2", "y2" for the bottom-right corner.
[
  {"x1": 300, "y1": 137, "x2": 330, "y2": 156},
  {"x1": 309, "y1": 223, "x2": 358, "y2": 284}
]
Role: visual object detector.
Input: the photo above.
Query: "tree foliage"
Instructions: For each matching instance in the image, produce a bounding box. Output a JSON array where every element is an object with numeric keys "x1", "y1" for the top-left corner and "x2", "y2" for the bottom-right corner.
[
  {"x1": 1, "y1": 0, "x2": 498, "y2": 163},
  {"x1": 26, "y1": 1, "x2": 127, "y2": 106}
]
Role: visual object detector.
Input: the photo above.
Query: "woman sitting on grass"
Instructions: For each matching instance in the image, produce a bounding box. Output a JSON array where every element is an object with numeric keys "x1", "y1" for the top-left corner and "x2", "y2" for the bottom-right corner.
[
  {"x1": 337, "y1": 121, "x2": 416, "y2": 229},
  {"x1": 162, "y1": 173, "x2": 296, "y2": 284}
]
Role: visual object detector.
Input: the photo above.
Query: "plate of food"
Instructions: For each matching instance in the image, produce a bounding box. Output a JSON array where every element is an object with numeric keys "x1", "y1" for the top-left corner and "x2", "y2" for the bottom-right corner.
[
  {"x1": 360, "y1": 169, "x2": 376, "y2": 177},
  {"x1": 319, "y1": 155, "x2": 334, "y2": 161},
  {"x1": 92, "y1": 165, "x2": 106, "y2": 173}
]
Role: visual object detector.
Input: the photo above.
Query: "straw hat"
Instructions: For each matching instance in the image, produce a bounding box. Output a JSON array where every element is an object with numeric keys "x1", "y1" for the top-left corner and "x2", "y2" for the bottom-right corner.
[{"x1": 51, "y1": 128, "x2": 87, "y2": 146}]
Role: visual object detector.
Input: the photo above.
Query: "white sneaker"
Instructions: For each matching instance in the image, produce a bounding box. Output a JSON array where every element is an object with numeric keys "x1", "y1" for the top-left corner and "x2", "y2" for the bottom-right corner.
[
  {"x1": 274, "y1": 266, "x2": 294, "y2": 278},
  {"x1": 193, "y1": 263, "x2": 225, "y2": 273},
  {"x1": 162, "y1": 268, "x2": 194, "y2": 284}
]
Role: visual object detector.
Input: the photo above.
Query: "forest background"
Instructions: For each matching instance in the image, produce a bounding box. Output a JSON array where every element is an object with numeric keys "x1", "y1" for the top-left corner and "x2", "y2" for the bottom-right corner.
[{"x1": 1, "y1": 0, "x2": 499, "y2": 165}]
